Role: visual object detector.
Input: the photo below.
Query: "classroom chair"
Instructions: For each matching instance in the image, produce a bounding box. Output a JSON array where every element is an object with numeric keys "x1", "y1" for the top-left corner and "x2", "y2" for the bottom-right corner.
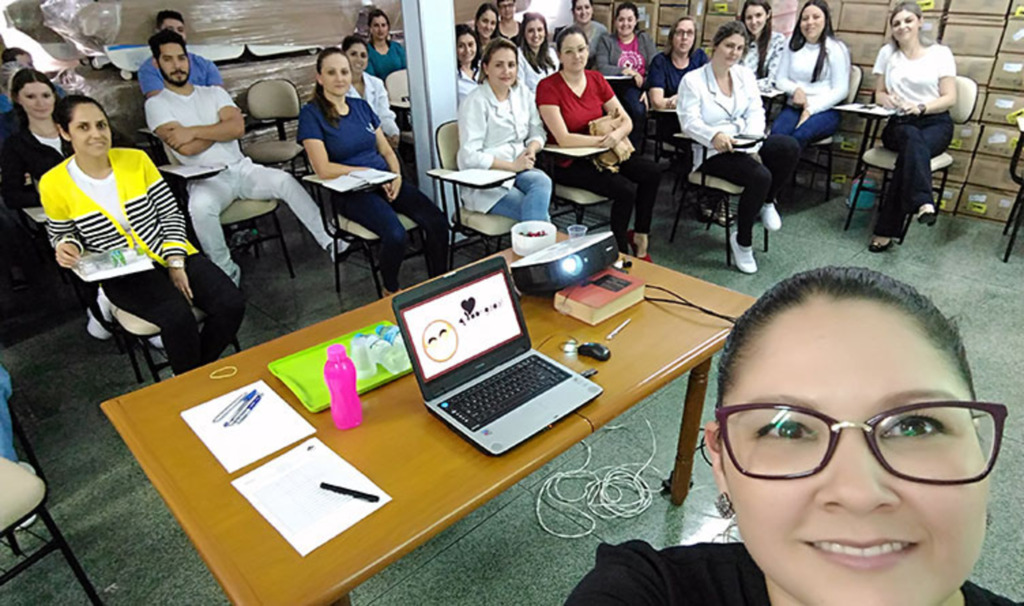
[
  {"x1": 1002, "y1": 123, "x2": 1024, "y2": 262},
  {"x1": 799, "y1": 65, "x2": 863, "y2": 202},
  {"x1": 243, "y1": 79, "x2": 306, "y2": 176}
]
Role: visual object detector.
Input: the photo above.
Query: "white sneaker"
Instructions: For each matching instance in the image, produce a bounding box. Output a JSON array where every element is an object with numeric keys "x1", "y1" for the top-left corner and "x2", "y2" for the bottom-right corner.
[
  {"x1": 148, "y1": 335, "x2": 165, "y2": 350},
  {"x1": 16, "y1": 462, "x2": 38, "y2": 529},
  {"x1": 86, "y1": 309, "x2": 113, "y2": 340},
  {"x1": 760, "y1": 203, "x2": 782, "y2": 232},
  {"x1": 729, "y1": 233, "x2": 758, "y2": 274}
]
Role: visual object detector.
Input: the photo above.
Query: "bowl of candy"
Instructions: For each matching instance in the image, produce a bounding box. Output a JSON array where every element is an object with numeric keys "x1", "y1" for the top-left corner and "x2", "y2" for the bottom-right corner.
[{"x1": 511, "y1": 220, "x2": 557, "y2": 256}]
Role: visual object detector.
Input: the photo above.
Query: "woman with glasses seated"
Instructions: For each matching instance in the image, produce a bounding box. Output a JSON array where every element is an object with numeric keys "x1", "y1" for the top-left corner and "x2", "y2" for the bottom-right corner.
[{"x1": 567, "y1": 266, "x2": 1012, "y2": 606}]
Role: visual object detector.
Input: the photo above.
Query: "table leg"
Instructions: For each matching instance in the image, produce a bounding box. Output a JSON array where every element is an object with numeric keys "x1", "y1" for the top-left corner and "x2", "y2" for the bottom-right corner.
[
  {"x1": 668, "y1": 357, "x2": 712, "y2": 506},
  {"x1": 331, "y1": 594, "x2": 352, "y2": 606}
]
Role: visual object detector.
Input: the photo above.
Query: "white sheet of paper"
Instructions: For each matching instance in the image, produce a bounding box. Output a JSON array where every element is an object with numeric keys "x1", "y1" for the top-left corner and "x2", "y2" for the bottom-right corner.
[
  {"x1": 72, "y1": 256, "x2": 155, "y2": 282},
  {"x1": 159, "y1": 164, "x2": 227, "y2": 179},
  {"x1": 835, "y1": 103, "x2": 896, "y2": 117},
  {"x1": 350, "y1": 169, "x2": 398, "y2": 185},
  {"x1": 444, "y1": 169, "x2": 516, "y2": 187},
  {"x1": 181, "y1": 380, "x2": 315, "y2": 473},
  {"x1": 319, "y1": 175, "x2": 366, "y2": 193},
  {"x1": 232, "y1": 437, "x2": 391, "y2": 556}
]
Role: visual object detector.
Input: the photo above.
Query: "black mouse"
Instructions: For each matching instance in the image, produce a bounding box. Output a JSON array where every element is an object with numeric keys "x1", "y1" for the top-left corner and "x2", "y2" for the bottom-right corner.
[{"x1": 577, "y1": 342, "x2": 611, "y2": 362}]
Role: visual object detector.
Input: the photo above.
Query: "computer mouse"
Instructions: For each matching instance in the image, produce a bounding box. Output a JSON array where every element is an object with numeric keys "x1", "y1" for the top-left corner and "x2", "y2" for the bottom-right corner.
[{"x1": 577, "y1": 342, "x2": 611, "y2": 362}]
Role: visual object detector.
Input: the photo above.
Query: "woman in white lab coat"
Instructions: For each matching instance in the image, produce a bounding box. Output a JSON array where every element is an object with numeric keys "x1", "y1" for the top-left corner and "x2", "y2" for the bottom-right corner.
[{"x1": 678, "y1": 21, "x2": 799, "y2": 274}]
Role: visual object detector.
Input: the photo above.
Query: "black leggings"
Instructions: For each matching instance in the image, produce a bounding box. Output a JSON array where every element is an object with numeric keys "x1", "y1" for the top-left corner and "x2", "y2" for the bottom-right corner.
[
  {"x1": 554, "y1": 155, "x2": 663, "y2": 253},
  {"x1": 102, "y1": 254, "x2": 245, "y2": 375},
  {"x1": 698, "y1": 134, "x2": 800, "y2": 247}
]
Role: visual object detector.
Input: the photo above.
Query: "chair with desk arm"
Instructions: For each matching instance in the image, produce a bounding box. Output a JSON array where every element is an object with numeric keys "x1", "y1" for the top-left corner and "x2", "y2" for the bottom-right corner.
[
  {"x1": 1000, "y1": 118, "x2": 1024, "y2": 262},
  {"x1": 242, "y1": 79, "x2": 306, "y2": 177},
  {"x1": 795, "y1": 65, "x2": 862, "y2": 203}
]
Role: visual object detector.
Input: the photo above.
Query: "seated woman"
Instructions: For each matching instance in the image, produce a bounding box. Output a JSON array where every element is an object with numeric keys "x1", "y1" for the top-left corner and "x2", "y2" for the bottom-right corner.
[
  {"x1": 869, "y1": 1, "x2": 956, "y2": 253},
  {"x1": 474, "y1": 3, "x2": 499, "y2": 50},
  {"x1": 456, "y1": 25, "x2": 480, "y2": 106},
  {"x1": 517, "y1": 12, "x2": 559, "y2": 92},
  {"x1": 365, "y1": 9, "x2": 407, "y2": 81},
  {"x1": 537, "y1": 26, "x2": 662, "y2": 260},
  {"x1": 678, "y1": 21, "x2": 799, "y2": 274},
  {"x1": 593, "y1": 2, "x2": 656, "y2": 147},
  {"x1": 0, "y1": 363, "x2": 15, "y2": 463},
  {"x1": 739, "y1": 0, "x2": 786, "y2": 89},
  {"x1": 773, "y1": 0, "x2": 850, "y2": 148},
  {"x1": 40, "y1": 95, "x2": 245, "y2": 376},
  {"x1": 567, "y1": 266, "x2": 1013, "y2": 606},
  {"x1": 496, "y1": 0, "x2": 520, "y2": 41},
  {"x1": 298, "y1": 48, "x2": 449, "y2": 295},
  {"x1": 342, "y1": 35, "x2": 400, "y2": 149},
  {"x1": 458, "y1": 38, "x2": 551, "y2": 223},
  {"x1": 562, "y1": 0, "x2": 608, "y2": 58}
]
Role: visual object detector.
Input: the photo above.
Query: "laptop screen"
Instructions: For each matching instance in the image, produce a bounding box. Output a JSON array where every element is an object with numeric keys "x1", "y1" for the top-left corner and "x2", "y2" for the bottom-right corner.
[{"x1": 398, "y1": 269, "x2": 523, "y2": 382}]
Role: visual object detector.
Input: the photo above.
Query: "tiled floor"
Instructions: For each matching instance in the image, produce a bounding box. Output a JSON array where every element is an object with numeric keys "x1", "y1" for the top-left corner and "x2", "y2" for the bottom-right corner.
[{"x1": 1, "y1": 172, "x2": 1022, "y2": 605}]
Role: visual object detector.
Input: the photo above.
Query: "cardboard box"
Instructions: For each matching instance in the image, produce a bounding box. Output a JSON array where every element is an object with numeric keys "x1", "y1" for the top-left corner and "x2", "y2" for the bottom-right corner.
[
  {"x1": 594, "y1": 4, "x2": 614, "y2": 29},
  {"x1": 981, "y1": 92, "x2": 1024, "y2": 124},
  {"x1": 839, "y1": 3, "x2": 891, "y2": 33},
  {"x1": 949, "y1": 122, "x2": 982, "y2": 153},
  {"x1": 889, "y1": 0, "x2": 947, "y2": 12},
  {"x1": 701, "y1": 13, "x2": 735, "y2": 44},
  {"x1": 977, "y1": 124, "x2": 1021, "y2": 157},
  {"x1": 942, "y1": 18, "x2": 1007, "y2": 56},
  {"x1": 826, "y1": 0, "x2": 844, "y2": 24},
  {"x1": 1013, "y1": 2, "x2": 1024, "y2": 18},
  {"x1": 659, "y1": 5, "x2": 690, "y2": 26},
  {"x1": 933, "y1": 180, "x2": 962, "y2": 212},
  {"x1": 966, "y1": 153, "x2": 1021, "y2": 190},
  {"x1": 989, "y1": 53, "x2": 1024, "y2": 89},
  {"x1": 957, "y1": 185, "x2": 1017, "y2": 222},
  {"x1": 971, "y1": 89, "x2": 987, "y2": 122},
  {"x1": 1001, "y1": 18, "x2": 1024, "y2": 53},
  {"x1": 947, "y1": 0, "x2": 1012, "y2": 15},
  {"x1": 832, "y1": 130, "x2": 866, "y2": 154},
  {"x1": 690, "y1": 0, "x2": 738, "y2": 15},
  {"x1": 955, "y1": 56, "x2": 996, "y2": 87},
  {"x1": 947, "y1": 150, "x2": 975, "y2": 182},
  {"x1": 840, "y1": 32, "x2": 886, "y2": 65}
]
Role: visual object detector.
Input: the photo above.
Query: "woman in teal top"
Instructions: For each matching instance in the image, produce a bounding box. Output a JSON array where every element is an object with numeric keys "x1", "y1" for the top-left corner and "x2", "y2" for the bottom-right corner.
[{"x1": 366, "y1": 9, "x2": 407, "y2": 80}]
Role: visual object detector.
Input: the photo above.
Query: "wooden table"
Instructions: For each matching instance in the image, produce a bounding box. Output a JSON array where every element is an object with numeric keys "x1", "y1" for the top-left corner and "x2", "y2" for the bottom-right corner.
[{"x1": 102, "y1": 254, "x2": 753, "y2": 605}]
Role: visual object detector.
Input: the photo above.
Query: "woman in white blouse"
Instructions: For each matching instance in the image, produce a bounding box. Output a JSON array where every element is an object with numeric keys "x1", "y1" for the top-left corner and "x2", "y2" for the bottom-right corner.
[
  {"x1": 517, "y1": 12, "x2": 559, "y2": 92},
  {"x1": 773, "y1": 0, "x2": 850, "y2": 148},
  {"x1": 456, "y1": 24, "x2": 479, "y2": 106},
  {"x1": 342, "y1": 35, "x2": 400, "y2": 149},
  {"x1": 868, "y1": 1, "x2": 956, "y2": 253},
  {"x1": 457, "y1": 38, "x2": 551, "y2": 221},
  {"x1": 678, "y1": 21, "x2": 800, "y2": 274},
  {"x1": 739, "y1": 0, "x2": 786, "y2": 89}
]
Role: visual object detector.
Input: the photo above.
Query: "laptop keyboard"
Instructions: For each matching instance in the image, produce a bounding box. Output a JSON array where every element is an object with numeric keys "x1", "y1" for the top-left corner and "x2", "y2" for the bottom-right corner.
[{"x1": 440, "y1": 356, "x2": 571, "y2": 431}]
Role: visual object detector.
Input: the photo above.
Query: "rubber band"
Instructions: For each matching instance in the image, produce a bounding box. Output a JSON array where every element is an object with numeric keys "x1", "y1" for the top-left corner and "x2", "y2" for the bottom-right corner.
[{"x1": 209, "y1": 366, "x2": 238, "y2": 380}]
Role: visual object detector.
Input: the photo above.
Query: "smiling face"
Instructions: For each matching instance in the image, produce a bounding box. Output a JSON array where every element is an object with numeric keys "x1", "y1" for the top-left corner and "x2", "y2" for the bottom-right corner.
[
  {"x1": 61, "y1": 102, "x2": 111, "y2": 160},
  {"x1": 800, "y1": 4, "x2": 826, "y2": 44},
  {"x1": 457, "y1": 32, "x2": 478, "y2": 69},
  {"x1": 345, "y1": 41, "x2": 368, "y2": 78},
  {"x1": 615, "y1": 8, "x2": 637, "y2": 39},
  {"x1": 16, "y1": 82, "x2": 56, "y2": 123},
  {"x1": 524, "y1": 17, "x2": 546, "y2": 52},
  {"x1": 483, "y1": 47, "x2": 517, "y2": 91},
  {"x1": 476, "y1": 9, "x2": 498, "y2": 43},
  {"x1": 422, "y1": 320, "x2": 458, "y2": 363},
  {"x1": 890, "y1": 9, "x2": 920, "y2": 47},
  {"x1": 706, "y1": 297, "x2": 987, "y2": 606},
  {"x1": 369, "y1": 15, "x2": 390, "y2": 43},
  {"x1": 317, "y1": 52, "x2": 352, "y2": 98},
  {"x1": 497, "y1": 0, "x2": 516, "y2": 21},
  {"x1": 743, "y1": 5, "x2": 768, "y2": 38},
  {"x1": 558, "y1": 32, "x2": 589, "y2": 75},
  {"x1": 573, "y1": 0, "x2": 593, "y2": 25},
  {"x1": 672, "y1": 19, "x2": 696, "y2": 57},
  {"x1": 713, "y1": 33, "x2": 746, "y2": 67}
]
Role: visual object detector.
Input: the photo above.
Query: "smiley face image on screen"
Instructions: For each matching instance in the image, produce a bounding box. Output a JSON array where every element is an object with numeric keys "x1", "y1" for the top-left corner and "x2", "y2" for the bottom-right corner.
[{"x1": 422, "y1": 320, "x2": 458, "y2": 363}]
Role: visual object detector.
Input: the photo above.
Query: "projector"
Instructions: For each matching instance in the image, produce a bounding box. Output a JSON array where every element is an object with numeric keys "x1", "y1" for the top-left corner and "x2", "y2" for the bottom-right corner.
[{"x1": 509, "y1": 232, "x2": 619, "y2": 294}]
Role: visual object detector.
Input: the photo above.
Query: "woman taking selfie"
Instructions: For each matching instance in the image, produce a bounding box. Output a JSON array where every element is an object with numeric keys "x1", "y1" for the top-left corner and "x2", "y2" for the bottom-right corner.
[
  {"x1": 567, "y1": 265, "x2": 1013, "y2": 606},
  {"x1": 739, "y1": 0, "x2": 786, "y2": 89}
]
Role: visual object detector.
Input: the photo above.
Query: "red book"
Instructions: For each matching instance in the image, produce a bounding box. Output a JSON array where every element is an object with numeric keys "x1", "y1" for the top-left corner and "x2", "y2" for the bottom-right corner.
[{"x1": 553, "y1": 268, "x2": 645, "y2": 325}]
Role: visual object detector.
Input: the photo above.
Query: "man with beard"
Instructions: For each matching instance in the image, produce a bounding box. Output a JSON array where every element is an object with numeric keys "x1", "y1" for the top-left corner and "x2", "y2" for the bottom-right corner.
[
  {"x1": 144, "y1": 30, "x2": 333, "y2": 284},
  {"x1": 138, "y1": 10, "x2": 223, "y2": 98}
]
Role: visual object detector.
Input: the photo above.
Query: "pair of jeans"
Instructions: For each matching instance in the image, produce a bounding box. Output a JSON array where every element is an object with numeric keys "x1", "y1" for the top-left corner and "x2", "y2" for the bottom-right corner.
[
  {"x1": 488, "y1": 169, "x2": 552, "y2": 222},
  {"x1": 102, "y1": 254, "x2": 246, "y2": 375},
  {"x1": 0, "y1": 363, "x2": 14, "y2": 462},
  {"x1": 771, "y1": 106, "x2": 841, "y2": 149},
  {"x1": 873, "y1": 112, "x2": 953, "y2": 238},
  {"x1": 612, "y1": 82, "x2": 647, "y2": 147},
  {"x1": 333, "y1": 183, "x2": 450, "y2": 292},
  {"x1": 698, "y1": 134, "x2": 800, "y2": 247},
  {"x1": 554, "y1": 155, "x2": 662, "y2": 253}
]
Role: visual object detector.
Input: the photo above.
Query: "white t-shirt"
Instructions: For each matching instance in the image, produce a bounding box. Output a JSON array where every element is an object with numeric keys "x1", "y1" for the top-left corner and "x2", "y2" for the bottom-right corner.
[
  {"x1": 33, "y1": 133, "x2": 63, "y2": 155},
  {"x1": 67, "y1": 158, "x2": 129, "y2": 230},
  {"x1": 872, "y1": 43, "x2": 956, "y2": 106},
  {"x1": 144, "y1": 85, "x2": 245, "y2": 167}
]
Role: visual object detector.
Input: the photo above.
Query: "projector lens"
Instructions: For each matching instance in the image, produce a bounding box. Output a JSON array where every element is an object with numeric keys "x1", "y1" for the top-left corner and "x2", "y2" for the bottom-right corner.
[{"x1": 560, "y1": 254, "x2": 582, "y2": 276}]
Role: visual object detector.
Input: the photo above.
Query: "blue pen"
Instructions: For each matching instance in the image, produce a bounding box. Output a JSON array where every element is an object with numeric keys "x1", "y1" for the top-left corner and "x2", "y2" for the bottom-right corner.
[
  {"x1": 225, "y1": 390, "x2": 259, "y2": 425},
  {"x1": 213, "y1": 389, "x2": 257, "y2": 423},
  {"x1": 227, "y1": 394, "x2": 263, "y2": 426}
]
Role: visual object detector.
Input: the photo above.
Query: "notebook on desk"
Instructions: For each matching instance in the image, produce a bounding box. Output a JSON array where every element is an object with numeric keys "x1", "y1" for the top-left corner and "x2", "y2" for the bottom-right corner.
[{"x1": 392, "y1": 257, "x2": 602, "y2": 455}]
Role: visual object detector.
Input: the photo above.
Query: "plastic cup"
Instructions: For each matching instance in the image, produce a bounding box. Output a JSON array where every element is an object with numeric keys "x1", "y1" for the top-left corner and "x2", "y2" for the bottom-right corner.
[{"x1": 567, "y1": 224, "x2": 588, "y2": 240}]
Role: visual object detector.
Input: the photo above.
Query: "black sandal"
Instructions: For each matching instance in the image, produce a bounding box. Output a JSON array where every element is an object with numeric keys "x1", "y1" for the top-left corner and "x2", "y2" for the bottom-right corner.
[{"x1": 869, "y1": 238, "x2": 894, "y2": 253}]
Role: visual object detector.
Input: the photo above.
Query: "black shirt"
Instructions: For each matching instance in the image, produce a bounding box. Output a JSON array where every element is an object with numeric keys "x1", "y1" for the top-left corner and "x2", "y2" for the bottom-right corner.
[
  {"x1": 565, "y1": 541, "x2": 1021, "y2": 606},
  {"x1": 0, "y1": 125, "x2": 65, "y2": 210}
]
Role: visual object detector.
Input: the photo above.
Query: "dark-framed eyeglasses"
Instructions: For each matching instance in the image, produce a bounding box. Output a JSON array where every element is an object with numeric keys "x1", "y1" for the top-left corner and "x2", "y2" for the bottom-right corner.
[{"x1": 714, "y1": 401, "x2": 1007, "y2": 485}]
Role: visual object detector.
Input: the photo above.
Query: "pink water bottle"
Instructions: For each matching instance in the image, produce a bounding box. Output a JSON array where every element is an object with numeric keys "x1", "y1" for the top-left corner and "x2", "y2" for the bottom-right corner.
[{"x1": 324, "y1": 344, "x2": 362, "y2": 429}]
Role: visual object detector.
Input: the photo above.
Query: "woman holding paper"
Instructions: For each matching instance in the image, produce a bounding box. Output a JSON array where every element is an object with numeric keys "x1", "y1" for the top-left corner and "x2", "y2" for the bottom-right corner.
[
  {"x1": 39, "y1": 95, "x2": 244, "y2": 375},
  {"x1": 298, "y1": 48, "x2": 449, "y2": 295},
  {"x1": 678, "y1": 21, "x2": 800, "y2": 274},
  {"x1": 867, "y1": 1, "x2": 956, "y2": 253},
  {"x1": 458, "y1": 38, "x2": 551, "y2": 222}
]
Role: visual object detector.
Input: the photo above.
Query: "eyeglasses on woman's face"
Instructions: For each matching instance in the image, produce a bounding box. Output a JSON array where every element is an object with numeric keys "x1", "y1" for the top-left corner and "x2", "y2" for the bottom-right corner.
[{"x1": 715, "y1": 401, "x2": 1007, "y2": 485}]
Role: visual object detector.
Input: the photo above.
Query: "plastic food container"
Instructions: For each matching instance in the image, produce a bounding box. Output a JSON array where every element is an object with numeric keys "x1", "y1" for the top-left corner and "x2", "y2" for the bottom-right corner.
[{"x1": 511, "y1": 220, "x2": 557, "y2": 256}]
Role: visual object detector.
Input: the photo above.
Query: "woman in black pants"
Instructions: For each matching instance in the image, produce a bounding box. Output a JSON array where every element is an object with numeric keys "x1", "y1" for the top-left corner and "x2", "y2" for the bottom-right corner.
[
  {"x1": 869, "y1": 1, "x2": 957, "y2": 252},
  {"x1": 678, "y1": 21, "x2": 799, "y2": 274},
  {"x1": 537, "y1": 26, "x2": 662, "y2": 261}
]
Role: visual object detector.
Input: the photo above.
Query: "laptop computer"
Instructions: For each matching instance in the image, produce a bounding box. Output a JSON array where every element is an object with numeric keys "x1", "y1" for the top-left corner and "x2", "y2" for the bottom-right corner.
[{"x1": 392, "y1": 256, "x2": 603, "y2": 455}]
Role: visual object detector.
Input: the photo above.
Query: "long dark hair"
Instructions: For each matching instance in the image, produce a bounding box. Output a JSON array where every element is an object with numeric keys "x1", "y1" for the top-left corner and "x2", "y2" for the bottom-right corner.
[
  {"x1": 456, "y1": 24, "x2": 480, "y2": 71},
  {"x1": 614, "y1": 2, "x2": 642, "y2": 38},
  {"x1": 788, "y1": 0, "x2": 836, "y2": 82},
  {"x1": 9, "y1": 68, "x2": 57, "y2": 128},
  {"x1": 740, "y1": 0, "x2": 773, "y2": 79},
  {"x1": 716, "y1": 266, "x2": 976, "y2": 408},
  {"x1": 520, "y1": 12, "x2": 556, "y2": 73},
  {"x1": 312, "y1": 47, "x2": 347, "y2": 127}
]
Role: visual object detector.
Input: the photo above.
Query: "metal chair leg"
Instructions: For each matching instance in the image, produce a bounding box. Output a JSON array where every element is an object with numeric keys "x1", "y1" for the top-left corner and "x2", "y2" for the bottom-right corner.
[
  {"x1": 138, "y1": 338, "x2": 162, "y2": 383},
  {"x1": 38, "y1": 508, "x2": 104, "y2": 605},
  {"x1": 120, "y1": 332, "x2": 144, "y2": 384},
  {"x1": 270, "y1": 211, "x2": 295, "y2": 279},
  {"x1": 1003, "y1": 187, "x2": 1024, "y2": 262},
  {"x1": 824, "y1": 147, "x2": 834, "y2": 203},
  {"x1": 362, "y1": 242, "x2": 384, "y2": 299},
  {"x1": 4, "y1": 528, "x2": 24, "y2": 556}
]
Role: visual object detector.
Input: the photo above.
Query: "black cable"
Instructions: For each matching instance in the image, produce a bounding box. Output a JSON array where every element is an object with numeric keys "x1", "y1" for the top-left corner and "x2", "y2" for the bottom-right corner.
[{"x1": 644, "y1": 284, "x2": 737, "y2": 324}]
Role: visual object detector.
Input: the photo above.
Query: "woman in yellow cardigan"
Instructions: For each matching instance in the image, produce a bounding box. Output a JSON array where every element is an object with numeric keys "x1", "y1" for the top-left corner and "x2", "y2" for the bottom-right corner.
[{"x1": 40, "y1": 95, "x2": 244, "y2": 375}]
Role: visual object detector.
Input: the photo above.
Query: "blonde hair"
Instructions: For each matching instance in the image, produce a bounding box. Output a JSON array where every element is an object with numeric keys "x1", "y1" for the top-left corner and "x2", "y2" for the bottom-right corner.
[{"x1": 478, "y1": 37, "x2": 519, "y2": 86}]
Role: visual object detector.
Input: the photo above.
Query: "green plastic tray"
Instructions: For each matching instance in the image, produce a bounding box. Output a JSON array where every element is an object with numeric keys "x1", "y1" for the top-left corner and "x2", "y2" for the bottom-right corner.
[{"x1": 267, "y1": 321, "x2": 411, "y2": 413}]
